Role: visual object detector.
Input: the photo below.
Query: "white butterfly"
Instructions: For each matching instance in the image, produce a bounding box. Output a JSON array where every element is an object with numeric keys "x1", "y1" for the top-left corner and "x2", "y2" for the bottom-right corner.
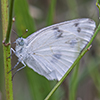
[{"x1": 11, "y1": 18, "x2": 96, "y2": 81}]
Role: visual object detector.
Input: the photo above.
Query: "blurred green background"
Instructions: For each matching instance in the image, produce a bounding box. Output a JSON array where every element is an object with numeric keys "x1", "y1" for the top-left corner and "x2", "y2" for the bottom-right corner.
[{"x1": 0, "y1": 0, "x2": 100, "y2": 100}]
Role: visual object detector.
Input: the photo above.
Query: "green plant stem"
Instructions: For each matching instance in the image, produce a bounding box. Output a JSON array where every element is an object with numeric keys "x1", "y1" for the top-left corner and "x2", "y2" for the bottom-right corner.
[
  {"x1": 96, "y1": 1, "x2": 100, "y2": 16},
  {"x1": 1, "y1": 0, "x2": 14, "y2": 100},
  {"x1": 5, "y1": 0, "x2": 14, "y2": 43},
  {"x1": 44, "y1": 23, "x2": 100, "y2": 100}
]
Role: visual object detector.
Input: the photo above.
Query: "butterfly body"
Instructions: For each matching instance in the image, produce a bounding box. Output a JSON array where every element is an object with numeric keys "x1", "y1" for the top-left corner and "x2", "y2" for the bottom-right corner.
[{"x1": 12, "y1": 18, "x2": 96, "y2": 81}]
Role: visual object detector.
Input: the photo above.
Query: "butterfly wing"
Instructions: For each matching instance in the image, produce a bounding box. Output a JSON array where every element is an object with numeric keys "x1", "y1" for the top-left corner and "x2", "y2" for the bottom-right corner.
[{"x1": 25, "y1": 18, "x2": 96, "y2": 81}]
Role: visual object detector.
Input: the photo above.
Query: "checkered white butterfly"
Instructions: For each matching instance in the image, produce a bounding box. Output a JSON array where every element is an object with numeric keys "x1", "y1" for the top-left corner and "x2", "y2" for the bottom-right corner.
[{"x1": 11, "y1": 18, "x2": 96, "y2": 81}]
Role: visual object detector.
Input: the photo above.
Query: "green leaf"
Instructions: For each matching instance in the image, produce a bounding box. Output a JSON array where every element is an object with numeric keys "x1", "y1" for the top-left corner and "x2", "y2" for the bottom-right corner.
[
  {"x1": 46, "y1": 0, "x2": 57, "y2": 26},
  {"x1": 14, "y1": 0, "x2": 36, "y2": 37}
]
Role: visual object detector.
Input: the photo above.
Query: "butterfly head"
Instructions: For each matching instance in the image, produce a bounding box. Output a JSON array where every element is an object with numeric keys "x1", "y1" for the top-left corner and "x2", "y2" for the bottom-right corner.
[
  {"x1": 15, "y1": 37, "x2": 25, "y2": 46},
  {"x1": 15, "y1": 37, "x2": 28, "y2": 48},
  {"x1": 14, "y1": 37, "x2": 28, "y2": 56}
]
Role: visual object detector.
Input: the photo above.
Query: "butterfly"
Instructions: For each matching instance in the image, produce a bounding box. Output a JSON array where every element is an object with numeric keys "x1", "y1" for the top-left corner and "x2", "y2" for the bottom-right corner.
[{"x1": 11, "y1": 18, "x2": 96, "y2": 81}]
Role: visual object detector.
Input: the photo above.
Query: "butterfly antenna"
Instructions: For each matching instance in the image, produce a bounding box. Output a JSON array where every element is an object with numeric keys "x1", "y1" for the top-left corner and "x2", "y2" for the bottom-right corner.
[
  {"x1": 21, "y1": 29, "x2": 28, "y2": 37},
  {"x1": 7, "y1": 61, "x2": 20, "y2": 74},
  {"x1": 12, "y1": 29, "x2": 20, "y2": 38}
]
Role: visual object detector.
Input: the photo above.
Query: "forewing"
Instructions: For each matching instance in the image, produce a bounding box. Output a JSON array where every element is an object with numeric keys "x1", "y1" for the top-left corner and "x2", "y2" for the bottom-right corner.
[{"x1": 26, "y1": 18, "x2": 96, "y2": 81}]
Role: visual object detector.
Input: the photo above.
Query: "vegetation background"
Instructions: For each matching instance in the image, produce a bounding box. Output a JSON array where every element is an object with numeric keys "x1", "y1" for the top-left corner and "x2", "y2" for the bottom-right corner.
[{"x1": 0, "y1": 0, "x2": 100, "y2": 100}]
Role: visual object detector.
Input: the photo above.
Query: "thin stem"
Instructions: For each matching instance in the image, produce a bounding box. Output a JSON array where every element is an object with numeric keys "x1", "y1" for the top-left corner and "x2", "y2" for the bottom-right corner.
[{"x1": 96, "y1": 1, "x2": 100, "y2": 17}]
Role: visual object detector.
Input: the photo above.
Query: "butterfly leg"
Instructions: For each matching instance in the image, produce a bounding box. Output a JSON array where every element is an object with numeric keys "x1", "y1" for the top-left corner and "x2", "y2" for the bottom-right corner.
[
  {"x1": 7, "y1": 48, "x2": 16, "y2": 59},
  {"x1": 12, "y1": 61, "x2": 26, "y2": 80},
  {"x1": 11, "y1": 48, "x2": 15, "y2": 54},
  {"x1": 8, "y1": 61, "x2": 20, "y2": 74}
]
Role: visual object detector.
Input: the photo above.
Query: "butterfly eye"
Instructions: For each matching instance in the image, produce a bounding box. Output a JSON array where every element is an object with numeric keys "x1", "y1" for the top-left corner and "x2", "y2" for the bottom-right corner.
[{"x1": 19, "y1": 39, "x2": 24, "y2": 46}]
